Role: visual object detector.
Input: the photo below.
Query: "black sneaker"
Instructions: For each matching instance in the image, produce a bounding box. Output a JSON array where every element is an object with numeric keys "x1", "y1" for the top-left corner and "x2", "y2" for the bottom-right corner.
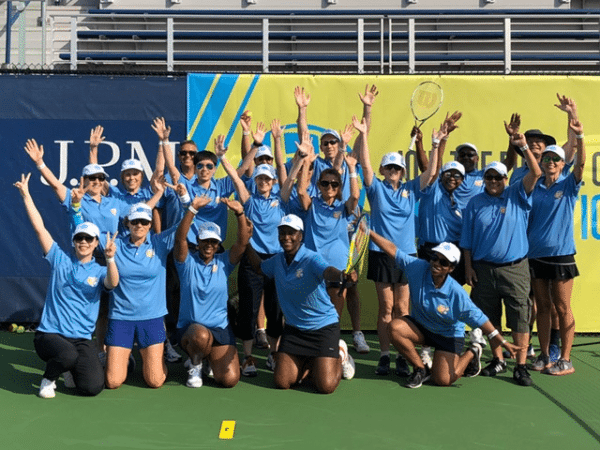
[
  {"x1": 395, "y1": 354, "x2": 411, "y2": 377},
  {"x1": 405, "y1": 367, "x2": 431, "y2": 389},
  {"x1": 513, "y1": 365, "x2": 533, "y2": 386},
  {"x1": 375, "y1": 355, "x2": 391, "y2": 376},
  {"x1": 480, "y1": 357, "x2": 507, "y2": 377}
]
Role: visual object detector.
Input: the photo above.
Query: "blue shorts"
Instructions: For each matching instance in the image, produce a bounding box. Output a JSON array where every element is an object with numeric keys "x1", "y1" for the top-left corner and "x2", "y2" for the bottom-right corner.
[
  {"x1": 405, "y1": 316, "x2": 465, "y2": 355},
  {"x1": 105, "y1": 317, "x2": 166, "y2": 349},
  {"x1": 174, "y1": 323, "x2": 236, "y2": 347}
]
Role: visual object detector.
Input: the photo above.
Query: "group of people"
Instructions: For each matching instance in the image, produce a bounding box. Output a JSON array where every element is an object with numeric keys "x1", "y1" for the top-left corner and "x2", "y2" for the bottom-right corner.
[{"x1": 16, "y1": 85, "x2": 584, "y2": 398}]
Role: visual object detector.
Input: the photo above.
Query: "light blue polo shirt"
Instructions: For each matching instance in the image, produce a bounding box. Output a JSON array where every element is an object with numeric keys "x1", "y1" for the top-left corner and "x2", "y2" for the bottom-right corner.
[
  {"x1": 510, "y1": 162, "x2": 572, "y2": 186},
  {"x1": 62, "y1": 189, "x2": 129, "y2": 238},
  {"x1": 418, "y1": 179, "x2": 465, "y2": 244},
  {"x1": 108, "y1": 185, "x2": 155, "y2": 235},
  {"x1": 303, "y1": 196, "x2": 350, "y2": 270},
  {"x1": 179, "y1": 175, "x2": 235, "y2": 243},
  {"x1": 528, "y1": 173, "x2": 581, "y2": 258},
  {"x1": 38, "y1": 243, "x2": 106, "y2": 340},
  {"x1": 244, "y1": 193, "x2": 286, "y2": 254},
  {"x1": 366, "y1": 177, "x2": 422, "y2": 254},
  {"x1": 242, "y1": 174, "x2": 281, "y2": 196},
  {"x1": 176, "y1": 251, "x2": 234, "y2": 330},
  {"x1": 394, "y1": 249, "x2": 488, "y2": 338},
  {"x1": 261, "y1": 245, "x2": 339, "y2": 331},
  {"x1": 108, "y1": 228, "x2": 176, "y2": 321},
  {"x1": 285, "y1": 184, "x2": 318, "y2": 222},
  {"x1": 453, "y1": 169, "x2": 484, "y2": 205},
  {"x1": 460, "y1": 182, "x2": 532, "y2": 264}
]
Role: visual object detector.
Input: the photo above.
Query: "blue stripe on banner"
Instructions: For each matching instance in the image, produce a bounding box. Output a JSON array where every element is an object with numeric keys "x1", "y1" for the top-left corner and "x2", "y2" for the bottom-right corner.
[
  {"x1": 223, "y1": 74, "x2": 261, "y2": 148},
  {"x1": 187, "y1": 73, "x2": 217, "y2": 136}
]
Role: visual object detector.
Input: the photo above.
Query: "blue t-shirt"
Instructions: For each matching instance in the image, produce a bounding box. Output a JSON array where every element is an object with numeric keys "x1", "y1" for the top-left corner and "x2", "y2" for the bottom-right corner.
[
  {"x1": 395, "y1": 249, "x2": 488, "y2": 338},
  {"x1": 366, "y1": 177, "x2": 422, "y2": 254},
  {"x1": 460, "y1": 182, "x2": 532, "y2": 264},
  {"x1": 510, "y1": 162, "x2": 571, "y2": 186},
  {"x1": 108, "y1": 228, "x2": 176, "y2": 321},
  {"x1": 261, "y1": 245, "x2": 338, "y2": 331},
  {"x1": 62, "y1": 189, "x2": 129, "y2": 238},
  {"x1": 176, "y1": 251, "x2": 235, "y2": 330},
  {"x1": 453, "y1": 169, "x2": 484, "y2": 205},
  {"x1": 108, "y1": 184, "x2": 155, "y2": 235},
  {"x1": 418, "y1": 179, "x2": 465, "y2": 244},
  {"x1": 528, "y1": 172, "x2": 581, "y2": 258},
  {"x1": 38, "y1": 243, "x2": 106, "y2": 340},
  {"x1": 244, "y1": 192, "x2": 286, "y2": 254}
]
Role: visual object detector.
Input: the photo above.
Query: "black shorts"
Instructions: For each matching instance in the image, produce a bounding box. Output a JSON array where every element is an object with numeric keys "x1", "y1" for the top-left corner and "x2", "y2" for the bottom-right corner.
[
  {"x1": 174, "y1": 323, "x2": 236, "y2": 348},
  {"x1": 529, "y1": 255, "x2": 579, "y2": 280},
  {"x1": 278, "y1": 322, "x2": 340, "y2": 358},
  {"x1": 405, "y1": 316, "x2": 465, "y2": 355},
  {"x1": 367, "y1": 250, "x2": 408, "y2": 284}
]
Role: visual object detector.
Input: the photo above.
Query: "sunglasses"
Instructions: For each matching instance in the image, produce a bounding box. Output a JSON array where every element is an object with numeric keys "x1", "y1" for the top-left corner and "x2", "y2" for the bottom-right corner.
[
  {"x1": 542, "y1": 155, "x2": 562, "y2": 163},
  {"x1": 458, "y1": 152, "x2": 478, "y2": 159},
  {"x1": 73, "y1": 234, "x2": 95, "y2": 243},
  {"x1": 130, "y1": 219, "x2": 151, "y2": 226},
  {"x1": 430, "y1": 253, "x2": 452, "y2": 267},
  {"x1": 319, "y1": 180, "x2": 340, "y2": 189},
  {"x1": 443, "y1": 172, "x2": 464, "y2": 180},
  {"x1": 179, "y1": 150, "x2": 196, "y2": 157},
  {"x1": 196, "y1": 163, "x2": 215, "y2": 170},
  {"x1": 321, "y1": 140, "x2": 339, "y2": 146},
  {"x1": 385, "y1": 164, "x2": 403, "y2": 172},
  {"x1": 484, "y1": 175, "x2": 505, "y2": 182},
  {"x1": 200, "y1": 238, "x2": 220, "y2": 246},
  {"x1": 86, "y1": 175, "x2": 105, "y2": 182}
]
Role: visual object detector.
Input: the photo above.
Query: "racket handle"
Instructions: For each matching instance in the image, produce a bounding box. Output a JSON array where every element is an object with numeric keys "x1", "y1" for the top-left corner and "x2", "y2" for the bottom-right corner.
[{"x1": 408, "y1": 133, "x2": 418, "y2": 151}]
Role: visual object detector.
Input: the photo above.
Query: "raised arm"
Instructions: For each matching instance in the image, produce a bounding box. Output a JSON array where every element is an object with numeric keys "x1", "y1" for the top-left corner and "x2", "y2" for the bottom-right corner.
[
  {"x1": 280, "y1": 144, "x2": 310, "y2": 203},
  {"x1": 333, "y1": 124, "x2": 353, "y2": 172},
  {"x1": 502, "y1": 113, "x2": 520, "y2": 171},
  {"x1": 271, "y1": 119, "x2": 287, "y2": 184},
  {"x1": 221, "y1": 198, "x2": 253, "y2": 265},
  {"x1": 145, "y1": 171, "x2": 166, "y2": 209},
  {"x1": 14, "y1": 173, "x2": 54, "y2": 255},
  {"x1": 555, "y1": 94, "x2": 578, "y2": 164},
  {"x1": 352, "y1": 84, "x2": 378, "y2": 158},
  {"x1": 236, "y1": 122, "x2": 265, "y2": 177},
  {"x1": 435, "y1": 111, "x2": 461, "y2": 176},
  {"x1": 151, "y1": 117, "x2": 171, "y2": 177},
  {"x1": 24, "y1": 139, "x2": 67, "y2": 202},
  {"x1": 88, "y1": 125, "x2": 104, "y2": 165},
  {"x1": 174, "y1": 195, "x2": 211, "y2": 262},
  {"x1": 240, "y1": 110, "x2": 253, "y2": 174},
  {"x1": 296, "y1": 142, "x2": 314, "y2": 212},
  {"x1": 353, "y1": 115, "x2": 374, "y2": 187},
  {"x1": 570, "y1": 118, "x2": 586, "y2": 183},
  {"x1": 344, "y1": 153, "x2": 360, "y2": 215},
  {"x1": 418, "y1": 126, "x2": 446, "y2": 190},
  {"x1": 215, "y1": 135, "x2": 251, "y2": 204},
  {"x1": 512, "y1": 132, "x2": 542, "y2": 194},
  {"x1": 294, "y1": 86, "x2": 310, "y2": 144},
  {"x1": 103, "y1": 232, "x2": 119, "y2": 290},
  {"x1": 413, "y1": 126, "x2": 427, "y2": 173},
  {"x1": 156, "y1": 119, "x2": 181, "y2": 184}
]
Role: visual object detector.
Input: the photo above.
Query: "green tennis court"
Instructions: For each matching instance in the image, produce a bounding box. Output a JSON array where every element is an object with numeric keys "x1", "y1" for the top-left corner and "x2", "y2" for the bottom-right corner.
[{"x1": 2, "y1": 331, "x2": 599, "y2": 450}]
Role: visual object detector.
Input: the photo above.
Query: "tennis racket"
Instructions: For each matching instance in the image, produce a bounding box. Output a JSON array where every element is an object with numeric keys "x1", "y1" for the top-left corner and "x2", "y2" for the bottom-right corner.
[
  {"x1": 338, "y1": 213, "x2": 370, "y2": 296},
  {"x1": 408, "y1": 81, "x2": 443, "y2": 151}
]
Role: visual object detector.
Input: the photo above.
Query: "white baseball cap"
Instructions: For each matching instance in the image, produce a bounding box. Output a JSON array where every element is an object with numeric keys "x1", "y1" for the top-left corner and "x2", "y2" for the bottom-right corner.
[
  {"x1": 380, "y1": 152, "x2": 406, "y2": 169},
  {"x1": 255, "y1": 145, "x2": 273, "y2": 159},
  {"x1": 431, "y1": 242, "x2": 461, "y2": 264},
  {"x1": 127, "y1": 203, "x2": 152, "y2": 222},
  {"x1": 72, "y1": 222, "x2": 100, "y2": 240},
  {"x1": 278, "y1": 214, "x2": 304, "y2": 231},
  {"x1": 82, "y1": 164, "x2": 108, "y2": 178},
  {"x1": 252, "y1": 164, "x2": 277, "y2": 180},
  {"x1": 542, "y1": 145, "x2": 566, "y2": 161},
  {"x1": 121, "y1": 159, "x2": 144, "y2": 173},
  {"x1": 483, "y1": 161, "x2": 508, "y2": 178},
  {"x1": 197, "y1": 222, "x2": 222, "y2": 242},
  {"x1": 456, "y1": 143, "x2": 478, "y2": 155},
  {"x1": 321, "y1": 129, "x2": 341, "y2": 142},
  {"x1": 441, "y1": 161, "x2": 465, "y2": 176}
]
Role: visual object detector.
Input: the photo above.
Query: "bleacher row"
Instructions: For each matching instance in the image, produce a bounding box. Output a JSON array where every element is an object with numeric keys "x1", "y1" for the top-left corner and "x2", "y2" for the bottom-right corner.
[{"x1": 53, "y1": 8, "x2": 600, "y2": 73}]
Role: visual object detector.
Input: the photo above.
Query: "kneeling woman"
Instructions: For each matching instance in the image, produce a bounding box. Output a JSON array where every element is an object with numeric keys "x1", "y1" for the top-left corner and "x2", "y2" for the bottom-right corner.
[
  {"x1": 14, "y1": 173, "x2": 118, "y2": 398},
  {"x1": 175, "y1": 195, "x2": 251, "y2": 388},
  {"x1": 369, "y1": 230, "x2": 521, "y2": 389},
  {"x1": 247, "y1": 215, "x2": 357, "y2": 394}
]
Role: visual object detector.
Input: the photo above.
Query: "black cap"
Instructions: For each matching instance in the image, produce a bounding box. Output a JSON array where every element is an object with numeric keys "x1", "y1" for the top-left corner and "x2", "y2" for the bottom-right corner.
[{"x1": 524, "y1": 129, "x2": 556, "y2": 147}]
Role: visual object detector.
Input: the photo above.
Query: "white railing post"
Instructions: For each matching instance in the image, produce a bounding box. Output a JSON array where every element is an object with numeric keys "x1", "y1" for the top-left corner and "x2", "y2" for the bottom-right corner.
[
  {"x1": 262, "y1": 18, "x2": 269, "y2": 73},
  {"x1": 167, "y1": 17, "x2": 174, "y2": 72},
  {"x1": 70, "y1": 16, "x2": 77, "y2": 71},
  {"x1": 388, "y1": 17, "x2": 393, "y2": 74},
  {"x1": 408, "y1": 17, "x2": 415, "y2": 74},
  {"x1": 358, "y1": 18, "x2": 364, "y2": 74},
  {"x1": 504, "y1": 17, "x2": 511, "y2": 74}
]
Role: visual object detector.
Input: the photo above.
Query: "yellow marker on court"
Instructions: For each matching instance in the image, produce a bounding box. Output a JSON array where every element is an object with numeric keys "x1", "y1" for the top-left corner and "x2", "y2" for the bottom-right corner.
[{"x1": 219, "y1": 421, "x2": 236, "y2": 439}]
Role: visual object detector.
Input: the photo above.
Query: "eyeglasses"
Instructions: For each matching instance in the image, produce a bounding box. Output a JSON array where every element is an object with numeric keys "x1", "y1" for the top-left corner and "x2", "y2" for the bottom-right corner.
[
  {"x1": 196, "y1": 163, "x2": 215, "y2": 170},
  {"x1": 385, "y1": 164, "x2": 403, "y2": 172},
  {"x1": 484, "y1": 175, "x2": 505, "y2": 182},
  {"x1": 430, "y1": 254, "x2": 452, "y2": 267},
  {"x1": 179, "y1": 151, "x2": 196, "y2": 157},
  {"x1": 86, "y1": 175, "x2": 105, "y2": 182},
  {"x1": 73, "y1": 234, "x2": 95, "y2": 243},
  {"x1": 443, "y1": 172, "x2": 464, "y2": 180},
  {"x1": 319, "y1": 180, "x2": 340, "y2": 189},
  {"x1": 542, "y1": 155, "x2": 562, "y2": 163},
  {"x1": 321, "y1": 140, "x2": 339, "y2": 146},
  {"x1": 130, "y1": 219, "x2": 151, "y2": 226}
]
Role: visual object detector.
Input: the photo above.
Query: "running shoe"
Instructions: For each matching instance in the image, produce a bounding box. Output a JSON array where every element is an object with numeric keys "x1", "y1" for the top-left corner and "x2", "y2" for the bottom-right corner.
[
  {"x1": 513, "y1": 364, "x2": 533, "y2": 386},
  {"x1": 395, "y1": 354, "x2": 411, "y2": 377},
  {"x1": 266, "y1": 353, "x2": 276, "y2": 371},
  {"x1": 530, "y1": 353, "x2": 550, "y2": 372},
  {"x1": 544, "y1": 358, "x2": 575, "y2": 376},
  {"x1": 549, "y1": 344, "x2": 561, "y2": 363},
  {"x1": 339, "y1": 339, "x2": 355, "y2": 380},
  {"x1": 468, "y1": 328, "x2": 487, "y2": 348},
  {"x1": 375, "y1": 355, "x2": 391, "y2": 376},
  {"x1": 405, "y1": 367, "x2": 431, "y2": 389},
  {"x1": 420, "y1": 346, "x2": 433, "y2": 370},
  {"x1": 254, "y1": 329, "x2": 269, "y2": 350},
  {"x1": 186, "y1": 363, "x2": 203, "y2": 388},
  {"x1": 62, "y1": 371, "x2": 76, "y2": 389},
  {"x1": 463, "y1": 343, "x2": 483, "y2": 378},
  {"x1": 39, "y1": 378, "x2": 56, "y2": 399},
  {"x1": 241, "y1": 356, "x2": 258, "y2": 377},
  {"x1": 352, "y1": 331, "x2": 370, "y2": 354},
  {"x1": 480, "y1": 357, "x2": 507, "y2": 377},
  {"x1": 164, "y1": 339, "x2": 182, "y2": 363},
  {"x1": 527, "y1": 344, "x2": 536, "y2": 359}
]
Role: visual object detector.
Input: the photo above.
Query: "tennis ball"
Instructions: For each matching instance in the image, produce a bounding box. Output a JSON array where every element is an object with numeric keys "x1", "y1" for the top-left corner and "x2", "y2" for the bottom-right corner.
[
  {"x1": 16, "y1": 326, "x2": 25, "y2": 334},
  {"x1": 9, "y1": 323, "x2": 18, "y2": 332}
]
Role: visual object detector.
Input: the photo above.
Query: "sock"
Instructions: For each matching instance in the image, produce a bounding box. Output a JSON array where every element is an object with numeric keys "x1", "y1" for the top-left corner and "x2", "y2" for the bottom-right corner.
[{"x1": 550, "y1": 328, "x2": 560, "y2": 346}]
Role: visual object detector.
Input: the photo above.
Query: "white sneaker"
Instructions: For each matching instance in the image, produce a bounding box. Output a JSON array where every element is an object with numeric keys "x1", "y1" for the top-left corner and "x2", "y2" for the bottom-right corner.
[
  {"x1": 62, "y1": 371, "x2": 76, "y2": 389},
  {"x1": 39, "y1": 378, "x2": 56, "y2": 398},
  {"x1": 469, "y1": 328, "x2": 487, "y2": 348},
  {"x1": 339, "y1": 339, "x2": 355, "y2": 380},
  {"x1": 420, "y1": 346, "x2": 433, "y2": 370},
  {"x1": 352, "y1": 331, "x2": 370, "y2": 354},
  {"x1": 266, "y1": 353, "x2": 276, "y2": 371},
  {"x1": 164, "y1": 339, "x2": 182, "y2": 363},
  {"x1": 186, "y1": 363, "x2": 203, "y2": 388}
]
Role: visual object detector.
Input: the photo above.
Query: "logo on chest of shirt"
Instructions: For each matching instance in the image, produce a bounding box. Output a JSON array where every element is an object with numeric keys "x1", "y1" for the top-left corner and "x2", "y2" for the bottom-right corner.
[
  {"x1": 295, "y1": 269, "x2": 304, "y2": 278},
  {"x1": 500, "y1": 207, "x2": 506, "y2": 214},
  {"x1": 455, "y1": 210, "x2": 462, "y2": 218},
  {"x1": 271, "y1": 200, "x2": 279, "y2": 208},
  {"x1": 110, "y1": 208, "x2": 117, "y2": 216},
  {"x1": 333, "y1": 212, "x2": 341, "y2": 219},
  {"x1": 146, "y1": 249, "x2": 155, "y2": 258},
  {"x1": 212, "y1": 264, "x2": 218, "y2": 273},
  {"x1": 401, "y1": 190, "x2": 409, "y2": 198},
  {"x1": 475, "y1": 180, "x2": 483, "y2": 187},
  {"x1": 554, "y1": 191, "x2": 564, "y2": 199},
  {"x1": 86, "y1": 277, "x2": 99, "y2": 287},
  {"x1": 437, "y1": 304, "x2": 449, "y2": 315}
]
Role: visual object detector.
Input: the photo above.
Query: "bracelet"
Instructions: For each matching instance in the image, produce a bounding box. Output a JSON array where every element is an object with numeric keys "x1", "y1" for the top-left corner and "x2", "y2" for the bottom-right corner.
[
  {"x1": 235, "y1": 211, "x2": 244, "y2": 217},
  {"x1": 106, "y1": 257, "x2": 115, "y2": 264},
  {"x1": 519, "y1": 144, "x2": 529, "y2": 152},
  {"x1": 432, "y1": 138, "x2": 440, "y2": 144},
  {"x1": 253, "y1": 141, "x2": 262, "y2": 147},
  {"x1": 179, "y1": 193, "x2": 191, "y2": 204},
  {"x1": 37, "y1": 163, "x2": 46, "y2": 170},
  {"x1": 188, "y1": 205, "x2": 198, "y2": 215},
  {"x1": 349, "y1": 172, "x2": 358, "y2": 179},
  {"x1": 160, "y1": 140, "x2": 169, "y2": 146},
  {"x1": 576, "y1": 134, "x2": 584, "y2": 139},
  {"x1": 243, "y1": 131, "x2": 250, "y2": 136},
  {"x1": 487, "y1": 329, "x2": 499, "y2": 340}
]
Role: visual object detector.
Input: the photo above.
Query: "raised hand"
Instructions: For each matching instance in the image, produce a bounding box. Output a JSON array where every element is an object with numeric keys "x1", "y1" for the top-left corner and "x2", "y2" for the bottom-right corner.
[
  {"x1": 569, "y1": 118, "x2": 583, "y2": 136},
  {"x1": 24, "y1": 139, "x2": 44, "y2": 165},
  {"x1": 240, "y1": 110, "x2": 252, "y2": 133},
  {"x1": 352, "y1": 115, "x2": 368, "y2": 134},
  {"x1": 504, "y1": 113, "x2": 521, "y2": 136},
  {"x1": 252, "y1": 122, "x2": 266, "y2": 145},
  {"x1": 345, "y1": 153, "x2": 358, "y2": 171},
  {"x1": 432, "y1": 124, "x2": 448, "y2": 143},
  {"x1": 191, "y1": 194, "x2": 212, "y2": 210},
  {"x1": 221, "y1": 197, "x2": 244, "y2": 215},
  {"x1": 150, "y1": 173, "x2": 166, "y2": 195},
  {"x1": 294, "y1": 86, "x2": 311, "y2": 108},
  {"x1": 340, "y1": 124, "x2": 354, "y2": 148},
  {"x1": 214, "y1": 134, "x2": 228, "y2": 159},
  {"x1": 510, "y1": 132, "x2": 527, "y2": 149},
  {"x1": 555, "y1": 93, "x2": 578, "y2": 118},
  {"x1": 89, "y1": 125, "x2": 105, "y2": 149},
  {"x1": 151, "y1": 117, "x2": 171, "y2": 141},
  {"x1": 104, "y1": 232, "x2": 118, "y2": 259},
  {"x1": 271, "y1": 119, "x2": 285, "y2": 140},
  {"x1": 443, "y1": 111, "x2": 462, "y2": 134},
  {"x1": 358, "y1": 84, "x2": 378, "y2": 106},
  {"x1": 295, "y1": 138, "x2": 314, "y2": 158},
  {"x1": 13, "y1": 173, "x2": 32, "y2": 198},
  {"x1": 72, "y1": 176, "x2": 91, "y2": 204}
]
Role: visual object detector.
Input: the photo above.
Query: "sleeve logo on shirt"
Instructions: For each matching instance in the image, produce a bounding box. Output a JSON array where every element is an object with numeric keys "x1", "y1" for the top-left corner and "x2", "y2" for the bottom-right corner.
[
  {"x1": 500, "y1": 207, "x2": 506, "y2": 214},
  {"x1": 86, "y1": 277, "x2": 99, "y2": 287},
  {"x1": 554, "y1": 191, "x2": 563, "y2": 199},
  {"x1": 295, "y1": 269, "x2": 304, "y2": 278},
  {"x1": 146, "y1": 249, "x2": 155, "y2": 258},
  {"x1": 437, "y1": 304, "x2": 449, "y2": 315},
  {"x1": 475, "y1": 180, "x2": 483, "y2": 186},
  {"x1": 110, "y1": 208, "x2": 117, "y2": 216},
  {"x1": 401, "y1": 190, "x2": 409, "y2": 198},
  {"x1": 212, "y1": 264, "x2": 218, "y2": 273}
]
